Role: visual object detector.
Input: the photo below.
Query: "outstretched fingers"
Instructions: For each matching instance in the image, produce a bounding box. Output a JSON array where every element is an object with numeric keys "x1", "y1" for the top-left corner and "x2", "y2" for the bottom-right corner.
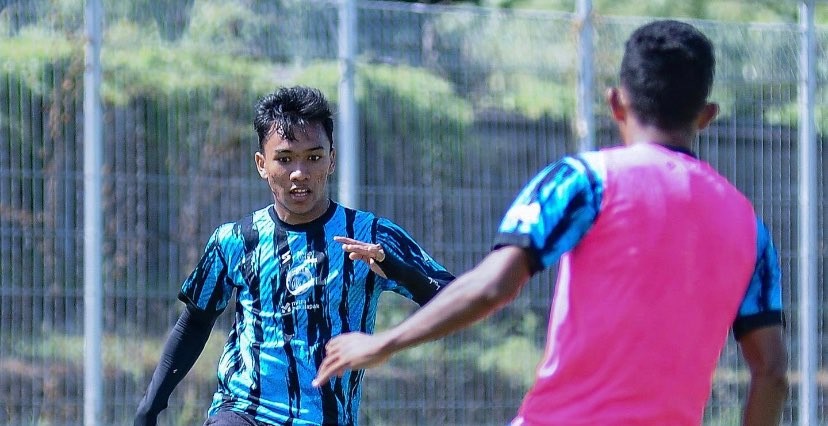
[
  {"x1": 313, "y1": 332, "x2": 392, "y2": 387},
  {"x1": 333, "y1": 236, "x2": 386, "y2": 262},
  {"x1": 314, "y1": 338, "x2": 351, "y2": 387},
  {"x1": 333, "y1": 236, "x2": 388, "y2": 278}
]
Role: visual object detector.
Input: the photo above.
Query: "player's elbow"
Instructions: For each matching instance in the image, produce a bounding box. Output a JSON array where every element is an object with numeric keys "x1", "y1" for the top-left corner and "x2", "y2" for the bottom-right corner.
[
  {"x1": 750, "y1": 353, "x2": 789, "y2": 395},
  {"x1": 757, "y1": 367, "x2": 789, "y2": 393},
  {"x1": 770, "y1": 373, "x2": 789, "y2": 397}
]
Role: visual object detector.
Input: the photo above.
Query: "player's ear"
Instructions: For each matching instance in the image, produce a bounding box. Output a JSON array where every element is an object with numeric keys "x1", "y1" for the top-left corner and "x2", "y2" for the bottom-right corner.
[
  {"x1": 328, "y1": 148, "x2": 336, "y2": 175},
  {"x1": 606, "y1": 87, "x2": 626, "y2": 123},
  {"x1": 695, "y1": 102, "x2": 719, "y2": 130},
  {"x1": 254, "y1": 151, "x2": 267, "y2": 179}
]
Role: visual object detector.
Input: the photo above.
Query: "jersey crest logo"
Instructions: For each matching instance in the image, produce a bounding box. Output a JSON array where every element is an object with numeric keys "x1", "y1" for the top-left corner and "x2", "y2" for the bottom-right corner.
[
  {"x1": 286, "y1": 267, "x2": 316, "y2": 296},
  {"x1": 284, "y1": 251, "x2": 327, "y2": 295}
]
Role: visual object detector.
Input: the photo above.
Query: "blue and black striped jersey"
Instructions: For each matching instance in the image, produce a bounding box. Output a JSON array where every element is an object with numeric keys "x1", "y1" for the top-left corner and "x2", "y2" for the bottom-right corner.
[{"x1": 179, "y1": 202, "x2": 453, "y2": 425}]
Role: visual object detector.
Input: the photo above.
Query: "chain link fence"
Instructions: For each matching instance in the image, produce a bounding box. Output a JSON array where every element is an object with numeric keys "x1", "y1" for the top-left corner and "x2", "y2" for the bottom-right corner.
[{"x1": 1, "y1": 0, "x2": 825, "y2": 424}]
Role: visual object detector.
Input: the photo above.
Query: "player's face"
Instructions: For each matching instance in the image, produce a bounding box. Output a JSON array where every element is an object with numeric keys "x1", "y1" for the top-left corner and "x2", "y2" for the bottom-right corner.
[{"x1": 255, "y1": 123, "x2": 335, "y2": 225}]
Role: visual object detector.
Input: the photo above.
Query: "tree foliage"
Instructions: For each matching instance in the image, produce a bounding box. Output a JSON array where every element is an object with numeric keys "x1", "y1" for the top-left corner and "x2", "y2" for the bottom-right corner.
[
  {"x1": 0, "y1": 1, "x2": 823, "y2": 424},
  {"x1": 413, "y1": 0, "x2": 827, "y2": 24}
]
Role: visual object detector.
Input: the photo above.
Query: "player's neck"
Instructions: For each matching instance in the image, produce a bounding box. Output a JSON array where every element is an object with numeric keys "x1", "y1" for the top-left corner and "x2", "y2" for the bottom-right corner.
[{"x1": 623, "y1": 121, "x2": 696, "y2": 151}]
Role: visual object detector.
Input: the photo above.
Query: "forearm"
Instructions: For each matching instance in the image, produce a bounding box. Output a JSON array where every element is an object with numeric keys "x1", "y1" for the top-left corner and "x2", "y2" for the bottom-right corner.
[
  {"x1": 381, "y1": 247, "x2": 529, "y2": 353},
  {"x1": 742, "y1": 374, "x2": 788, "y2": 426},
  {"x1": 379, "y1": 253, "x2": 454, "y2": 305},
  {"x1": 312, "y1": 246, "x2": 534, "y2": 387},
  {"x1": 135, "y1": 306, "x2": 216, "y2": 424}
]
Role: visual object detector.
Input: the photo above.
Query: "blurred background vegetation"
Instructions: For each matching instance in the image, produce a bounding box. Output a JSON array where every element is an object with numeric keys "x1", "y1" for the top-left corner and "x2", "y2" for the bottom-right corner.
[
  {"x1": 398, "y1": 0, "x2": 828, "y2": 24},
  {"x1": 0, "y1": 0, "x2": 823, "y2": 425}
]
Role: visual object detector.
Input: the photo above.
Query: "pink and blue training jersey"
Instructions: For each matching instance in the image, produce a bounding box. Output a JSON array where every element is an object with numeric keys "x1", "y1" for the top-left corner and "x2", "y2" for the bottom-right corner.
[{"x1": 495, "y1": 143, "x2": 783, "y2": 426}]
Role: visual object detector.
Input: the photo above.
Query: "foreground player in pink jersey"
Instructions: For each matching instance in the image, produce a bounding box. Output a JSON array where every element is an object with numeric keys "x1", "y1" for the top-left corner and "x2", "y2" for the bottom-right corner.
[{"x1": 314, "y1": 20, "x2": 787, "y2": 425}]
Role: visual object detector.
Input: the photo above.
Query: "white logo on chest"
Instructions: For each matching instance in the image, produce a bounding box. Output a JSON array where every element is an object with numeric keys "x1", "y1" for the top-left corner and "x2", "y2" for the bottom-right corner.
[
  {"x1": 284, "y1": 251, "x2": 326, "y2": 296},
  {"x1": 286, "y1": 266, "x2": 315, "y2": 296}
]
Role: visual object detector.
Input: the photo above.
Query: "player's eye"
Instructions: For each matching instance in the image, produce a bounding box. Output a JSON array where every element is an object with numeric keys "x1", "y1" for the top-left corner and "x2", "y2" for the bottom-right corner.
[
  {"x1": 276, "y1": 156, "x2": 291, "y2": 163},
  {"x1": 308, "y1": 155, "x2": 322, "y2": 161}
]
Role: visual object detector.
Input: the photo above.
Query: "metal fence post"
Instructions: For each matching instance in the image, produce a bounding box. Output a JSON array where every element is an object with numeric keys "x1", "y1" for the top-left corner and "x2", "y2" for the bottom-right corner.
[
  {"x1": 83, "y1": 0, "x2": 104, "y2": 424},
  {"x1": 575, "y1": 0, "x2": 594, "y2": 152},
  {"x1": 798, "y1": 0, "x2": 817, "y2": 424},
  {"x1": 338, "y1": 0, "x2": 359, "y2": 208}
]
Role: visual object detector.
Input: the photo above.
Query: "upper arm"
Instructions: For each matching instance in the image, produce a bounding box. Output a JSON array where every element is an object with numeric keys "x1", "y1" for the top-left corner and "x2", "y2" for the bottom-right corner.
[
  {"x1": 494, "y1": 154, "x2": 604, "y2": 274},
  {"x1": 178, "y1": 223, "x2": 238, "y2": 314},
  {"x1": 732, "y1": 219, "x2": 784, "y2": 340},
  {"x1": 471, "y1": 245, "x2": 535, "y2": 303}
]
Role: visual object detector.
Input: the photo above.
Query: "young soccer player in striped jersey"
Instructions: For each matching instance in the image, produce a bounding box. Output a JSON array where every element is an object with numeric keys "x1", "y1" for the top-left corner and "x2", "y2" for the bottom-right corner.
[
  {"x1": 134, "y1": 86, "x2": 454, "y2": 426},
  {"x1": 315, "y1": 20, "x2": 788, "y2": 425}
]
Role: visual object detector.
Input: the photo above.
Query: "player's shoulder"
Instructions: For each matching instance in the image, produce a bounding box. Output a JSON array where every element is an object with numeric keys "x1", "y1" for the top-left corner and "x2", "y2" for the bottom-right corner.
[
  {"x1": 528, "y1": 151, "x2": 606, "y2": 191},
  {"x1": 340, "y1": 203, "x2": 404, "y2": 226},
  {"x1": 570, "y1": 150, "x2": 607, "y2": 183},
  {"x1": 325, "y1": 204, "x2": 406, "y2": 242},
  {"x1": 333, "y1": 203, "x2": 379, "y2": 228},
  {"x1": 349, "y1": 209, "x2": 415, "y2": 242},
  {"x1": 211, "y1": 206, "x2": 273, "y2": 247},
  {"x1": 346, "y1": 205, "x2": 376, "y2": 220}
]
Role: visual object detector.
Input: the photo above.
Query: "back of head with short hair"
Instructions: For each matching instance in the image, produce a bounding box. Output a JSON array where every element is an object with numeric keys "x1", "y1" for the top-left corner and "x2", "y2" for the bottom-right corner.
[
  {"x1": 254, "y1": 86, "x2": 335, "y2": 150},
  {"x1": 620, "y1": 20, "x2": 715, "y2": 130}
]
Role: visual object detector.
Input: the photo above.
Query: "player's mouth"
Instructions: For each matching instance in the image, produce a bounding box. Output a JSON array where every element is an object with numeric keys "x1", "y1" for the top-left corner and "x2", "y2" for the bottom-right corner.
[{"x1": 289, "y1": 188, "x2": 312, "y2": 200}]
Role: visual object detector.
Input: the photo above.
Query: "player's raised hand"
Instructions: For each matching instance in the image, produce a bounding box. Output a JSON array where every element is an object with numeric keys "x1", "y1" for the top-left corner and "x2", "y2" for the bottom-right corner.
[
  {"x1": 333, "y1": 236, "x2": 388, "y2": 278},
  {"x1": 312, "y1": 332, "x2": 392, "y2": 387}
]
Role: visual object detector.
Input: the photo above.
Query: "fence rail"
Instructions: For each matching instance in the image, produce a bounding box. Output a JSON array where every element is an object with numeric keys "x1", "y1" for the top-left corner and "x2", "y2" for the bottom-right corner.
[{"x1": 0, "y1": 1, "x2": 825, "y2": 425}]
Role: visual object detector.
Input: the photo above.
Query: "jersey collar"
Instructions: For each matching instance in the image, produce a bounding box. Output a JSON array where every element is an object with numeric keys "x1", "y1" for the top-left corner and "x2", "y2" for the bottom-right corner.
[
  {"x1": 653, "y1": 143, "x2": 698, "y2": 159},
  {"x1": 268, "y1": 200, "x2": 339, "y2": 232}
]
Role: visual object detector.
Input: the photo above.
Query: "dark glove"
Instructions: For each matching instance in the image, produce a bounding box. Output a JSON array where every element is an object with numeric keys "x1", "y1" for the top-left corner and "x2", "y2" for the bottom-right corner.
[{"x1": 133, "y1": 406, "x2": 158, "y2": 426}]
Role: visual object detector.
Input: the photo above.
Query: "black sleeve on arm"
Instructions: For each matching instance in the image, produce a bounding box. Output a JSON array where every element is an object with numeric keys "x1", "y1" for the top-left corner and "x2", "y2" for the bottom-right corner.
[
  {"x1": 379, "y1": 253, "x2": 455, "y2": 306},
  {"x1": 134, "y1": 305, "x2": 219, "y2": 426},
  {"x1": 492, "y1": 239, "x2": 543, "y2": 276}
]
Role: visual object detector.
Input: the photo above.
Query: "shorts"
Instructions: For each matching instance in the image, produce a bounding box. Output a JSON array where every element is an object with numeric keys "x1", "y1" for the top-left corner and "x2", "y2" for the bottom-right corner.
[{"x1": 204, "y1": 409, "x2": 267, "y2": 426}]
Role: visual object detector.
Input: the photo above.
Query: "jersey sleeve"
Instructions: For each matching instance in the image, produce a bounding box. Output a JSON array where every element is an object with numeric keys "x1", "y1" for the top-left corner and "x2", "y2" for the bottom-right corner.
[
  {"x1": 732, "y1": 218, "x2": 785, "y2": 340},
  {"x1": 374, "y1": 218, "x2": 455, "y2": 306},
  {"x1": 178, "y1": 223, "x2": 237, "y2": 314},
  {"x1": 494, "y1": 154, "x2": 604, "y2": 274}
]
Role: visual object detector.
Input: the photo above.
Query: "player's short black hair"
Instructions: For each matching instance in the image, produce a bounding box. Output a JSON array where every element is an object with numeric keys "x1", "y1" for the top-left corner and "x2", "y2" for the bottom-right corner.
[
  {"x1": 254, "y1": 86, "x2": 335, "y2": 150},
  {"x1": 620, "y1": 20, "x2": 715, "y2": 130}
]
